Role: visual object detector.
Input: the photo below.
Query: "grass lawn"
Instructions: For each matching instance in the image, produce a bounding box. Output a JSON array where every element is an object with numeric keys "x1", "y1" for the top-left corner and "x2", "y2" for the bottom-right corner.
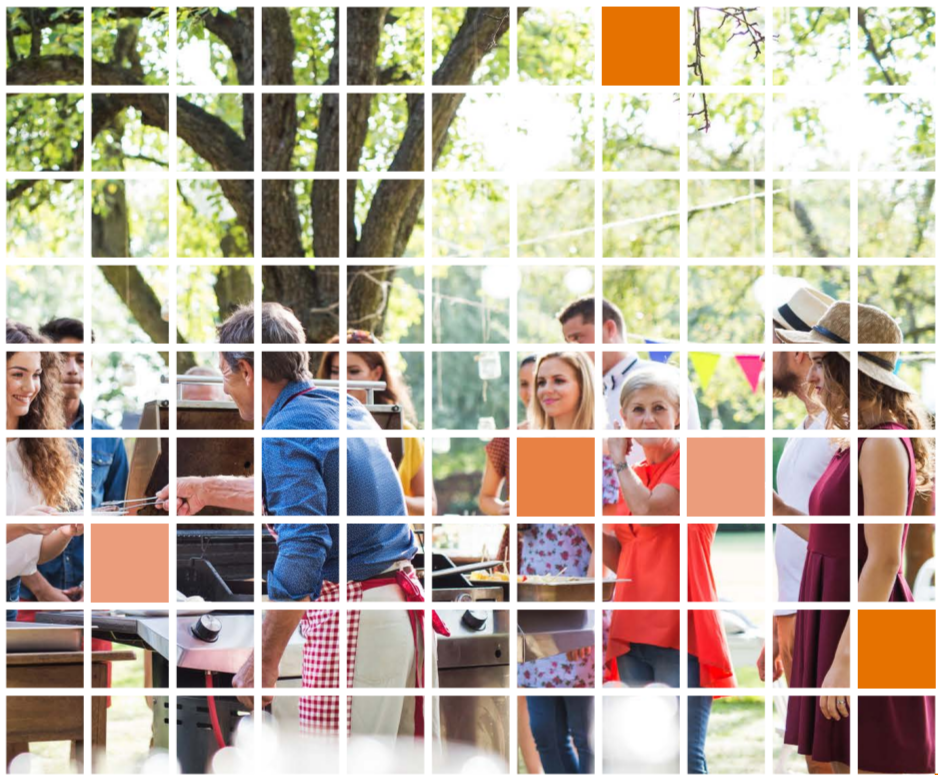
[{"x1": 705, "y1": 697, "x2": 766, "y2": 774}]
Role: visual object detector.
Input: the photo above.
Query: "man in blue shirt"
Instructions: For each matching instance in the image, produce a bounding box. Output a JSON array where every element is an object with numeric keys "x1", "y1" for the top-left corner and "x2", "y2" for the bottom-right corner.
[
  {"x1": 266, "y1": 523, "x2": 418, "y2": 601},
  {"x1": 156, "y1": 302, "x2": 407, "y2": 517},
  {"x1": 18, "y1": 318, "x2": 129, "y2": 604}
]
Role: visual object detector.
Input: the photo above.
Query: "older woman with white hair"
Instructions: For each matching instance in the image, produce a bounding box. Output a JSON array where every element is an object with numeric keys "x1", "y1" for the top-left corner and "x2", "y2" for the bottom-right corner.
[{"x1": 608, "y1": 364, "x2": 681, "y2": 516}]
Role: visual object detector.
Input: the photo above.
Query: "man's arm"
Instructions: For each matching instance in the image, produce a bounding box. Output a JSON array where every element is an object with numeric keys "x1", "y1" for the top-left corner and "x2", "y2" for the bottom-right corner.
[
  {"x1": 232, "y1": 609, "x2": 308, "y2": 710},
  {"x1": 155, "y1": 476, "x2": 255, "y2": 515},
  {"x1": 20, "y1": 572, "x2": 71, "y2": 602},
  {"x1": 268, "y1": 524, "x2": 332, "y2": 601}
]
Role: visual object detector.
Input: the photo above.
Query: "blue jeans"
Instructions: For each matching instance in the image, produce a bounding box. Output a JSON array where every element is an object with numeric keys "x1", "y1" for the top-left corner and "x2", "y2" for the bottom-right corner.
[
  {"x1": 687, "y1": 655, "x2": 713, "y2": 774},
  {"x1": 616, "y1": 642, "x2": 680, "y2": 688},
  {"x1": 525, "y1": 696, "x2": 594, "y2": 773},
  {"x1": 7, "y1": 578, "x2": 21, "y2": 621}
]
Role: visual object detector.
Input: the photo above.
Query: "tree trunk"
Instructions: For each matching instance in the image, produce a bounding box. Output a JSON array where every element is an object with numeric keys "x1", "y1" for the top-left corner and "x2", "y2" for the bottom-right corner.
[
  {"x1": 261, "y1": 265, "x2": 341, "y2": 343},
  {"x1": 352, "y1": 8, "x2": 522, "y2": 257},
  {"x1": 91, "y1": 181, "x2": 130, "y2": 258},
  {"x1": 347, "y1": 265, "x2": 396, "y2": 337},
  {"x1": 311, "y1": 8, "x2": 341, "y2": 257},
  {"x1": 213, "y1": 265, "x2": 254, "y2": 318}
]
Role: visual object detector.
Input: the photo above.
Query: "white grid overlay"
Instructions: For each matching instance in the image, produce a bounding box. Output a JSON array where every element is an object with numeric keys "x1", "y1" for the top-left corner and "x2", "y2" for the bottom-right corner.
[{"x1": 0, "y1": 3, "x2": 936, "y2": 775}]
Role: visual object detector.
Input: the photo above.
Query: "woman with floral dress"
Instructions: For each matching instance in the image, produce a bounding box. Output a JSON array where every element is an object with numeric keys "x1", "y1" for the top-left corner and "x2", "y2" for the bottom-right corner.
[{"x1": 519, "y1": 523, "x2": 595, "y2": 773}]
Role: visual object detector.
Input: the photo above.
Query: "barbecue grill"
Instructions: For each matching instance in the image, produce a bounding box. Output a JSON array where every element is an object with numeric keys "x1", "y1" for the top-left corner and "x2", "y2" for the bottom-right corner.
[
  {"x1": 177, "y1": 524, "x2": 260, "y2": 602},
  {"x1": 166, "y1": 374, "x2": 405, "y2": 464},
  {"x1": 430, "y1": 554, "x2": 508, "y2": 602},
  {"x1": 435, "y1": 609, "x2": 509, "y2": 774},
  {"x1": 517, "y1": 578, "x2": 624, "y2": 602},
  {"x1": 517, "y1": 609, "x2": 595, "y2": 663}
]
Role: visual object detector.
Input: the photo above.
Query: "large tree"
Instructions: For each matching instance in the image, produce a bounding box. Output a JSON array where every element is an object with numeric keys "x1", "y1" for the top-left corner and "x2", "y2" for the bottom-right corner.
[{"x1": 7, "y1": 6, "x2": 519, "y2": 338}]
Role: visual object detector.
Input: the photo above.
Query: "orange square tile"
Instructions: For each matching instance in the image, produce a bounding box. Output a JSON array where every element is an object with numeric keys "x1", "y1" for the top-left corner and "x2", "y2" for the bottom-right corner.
[
  {"x1": 602, "y1": 7, "x2": 681, "y2": 86},
  {"x1": 518, "y1": 437, "x2": 595, "y2": 517},
  {"x1": 687, "y1": 438, "x2": 765, "y2": 517},
  {"x1": 859, "y1": 609, "x2": 936, "y2": 689},
  {"x1": 89, "y1": 524, "x2": 169, "y2": 604}
]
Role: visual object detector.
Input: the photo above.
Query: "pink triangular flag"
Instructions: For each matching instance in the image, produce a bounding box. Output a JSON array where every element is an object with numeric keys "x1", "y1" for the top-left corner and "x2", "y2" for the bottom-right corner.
[{"x1": 735, "y1": 354, "x2": 764, "y2": 393}]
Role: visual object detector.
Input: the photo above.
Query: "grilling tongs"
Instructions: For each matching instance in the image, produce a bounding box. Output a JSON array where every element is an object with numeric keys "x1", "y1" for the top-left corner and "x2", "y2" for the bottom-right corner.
[{"x1": 430, "y1": 560, "x2": 506, "y2": 579}]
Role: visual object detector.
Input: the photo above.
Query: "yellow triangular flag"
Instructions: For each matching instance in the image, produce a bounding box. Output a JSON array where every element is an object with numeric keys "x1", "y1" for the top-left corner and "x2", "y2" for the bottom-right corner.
[{"x1": 689, "y1": 352, "x2": 721, "y2": 392}]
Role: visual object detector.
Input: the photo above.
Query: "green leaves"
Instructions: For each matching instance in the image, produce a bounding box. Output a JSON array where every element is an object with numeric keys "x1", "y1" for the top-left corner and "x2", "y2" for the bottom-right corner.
[
  {"x1": 284, "y1": 7, "x2": 337, "y2": 86},
  {"x1": 6, "y1": 93, "x2": 84, "y2": 172},
  {"x1": 91, "y1": 8, "x2": 169, "y2": 85},
  {"x1": 518, "y1": 7, "x2": 594, "y2": 85},
  {"x1": 859, "y1": 7, "x2": 936, "y2": 87}
]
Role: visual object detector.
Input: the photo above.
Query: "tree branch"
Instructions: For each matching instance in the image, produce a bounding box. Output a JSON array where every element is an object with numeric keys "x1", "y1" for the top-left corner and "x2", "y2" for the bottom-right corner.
[
  {"x1": 858, "y1": 8, "x2": 895, "y2": 86},
  {"x1": 98, "y1": 264, "x2": 171, "y2": 347},
  {"x1": 7, "y1": 54, "x2": 84, "y2": 85},
  {"x1": 355, "y1": 7, "x2": 520, "y2": 257},
  {"x1": 203, "y1": 8, "x2": 254, "y2": 86}
]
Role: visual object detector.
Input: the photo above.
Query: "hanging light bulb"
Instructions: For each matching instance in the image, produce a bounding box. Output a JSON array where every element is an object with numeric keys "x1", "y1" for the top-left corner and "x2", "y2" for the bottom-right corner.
[
  {"x1": 563, "y1": 267, "x2": 594, "y2": 295},
  {"x1": 481, "y1": 265, "x2": 520, "y2": 300},
  {"x1": 477, "y1": 417, "x2": 496, "y2": 441},
  {"x1": 477, "y1": 352, "x2": 501, "y2": 381},
  {"x1": 119, "y1": 362, "x2": 137, "y2": 387}
]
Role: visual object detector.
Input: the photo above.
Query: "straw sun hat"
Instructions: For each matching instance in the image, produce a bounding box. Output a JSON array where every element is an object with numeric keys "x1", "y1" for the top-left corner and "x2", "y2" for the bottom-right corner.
[
  {"x1": 775, "y1": 301, "x2": 913, "y2": 394},
  {"x1": 773, "y1": 286, "x2": 835, "y2": 332}
]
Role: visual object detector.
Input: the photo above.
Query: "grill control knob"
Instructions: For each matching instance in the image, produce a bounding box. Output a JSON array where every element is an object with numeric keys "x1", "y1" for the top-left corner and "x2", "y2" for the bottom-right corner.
[
  {"x1": 190, "y1": 614, "x2": 222, "y2": 643},
  {"x1": 462, "y1": 610, "x2": 487, "y2": 631}
]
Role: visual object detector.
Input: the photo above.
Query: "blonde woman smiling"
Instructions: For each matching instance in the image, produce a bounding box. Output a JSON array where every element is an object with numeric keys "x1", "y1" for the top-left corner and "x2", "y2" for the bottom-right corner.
[
  {"x1": 608, "y1": 366, "x2": 681, "y2": 517},
  {"x1": 529, "y1": 351, "x2": 595, "y2": 431}
]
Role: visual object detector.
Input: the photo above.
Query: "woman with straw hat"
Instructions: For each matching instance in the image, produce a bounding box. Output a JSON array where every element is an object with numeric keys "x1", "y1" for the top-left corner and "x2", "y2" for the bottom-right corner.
[{"x1": 773, "y1": 302, "x2": 936, "y2": 774}]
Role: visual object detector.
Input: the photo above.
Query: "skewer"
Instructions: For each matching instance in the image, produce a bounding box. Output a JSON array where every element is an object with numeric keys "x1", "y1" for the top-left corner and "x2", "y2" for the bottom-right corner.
[
  {"x1": 94, "y1": 496, "x2": 167, "y2": 513},
  {"x1": 100, "y1": 496, "x2": 165, "y2": 507}
]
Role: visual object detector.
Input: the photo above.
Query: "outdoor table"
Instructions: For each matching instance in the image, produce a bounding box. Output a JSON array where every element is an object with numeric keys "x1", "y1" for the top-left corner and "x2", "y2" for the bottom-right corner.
[{"x1": 6, "y1": 650, "x2": 136, "y2": 767}]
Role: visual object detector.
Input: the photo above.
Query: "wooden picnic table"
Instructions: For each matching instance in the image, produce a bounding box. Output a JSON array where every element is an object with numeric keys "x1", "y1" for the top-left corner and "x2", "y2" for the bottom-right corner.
[{"x1": 6, "y1": 649, "x2": 136, "y2": 767}]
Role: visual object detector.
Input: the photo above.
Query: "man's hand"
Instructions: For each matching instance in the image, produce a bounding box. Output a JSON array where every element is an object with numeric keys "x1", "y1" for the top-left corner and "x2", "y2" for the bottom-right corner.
[
  {"x1": 232, "y1": 651, "x2": 273, "y2": 710},
  {"x1": 21, "y1": 573, "x2": 72, "y2": 603},
  {"x1": 773, "y1": 490, "x2": 791, "y2": 516},
  {"x1": 756, "y1": 643, "x2": 782, "y2": 683},
  {"x1": 155, "y1": 478, "x2": 207, "y2": 517},
  {"x1": 64, "y1": 585, "x2": 83, "y2": 602}
]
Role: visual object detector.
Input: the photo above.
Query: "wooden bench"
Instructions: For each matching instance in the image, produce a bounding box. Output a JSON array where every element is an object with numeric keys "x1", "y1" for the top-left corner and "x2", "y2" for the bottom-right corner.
[{"x1": 6, "y1": 650, "x2": 136, "y2": 767}]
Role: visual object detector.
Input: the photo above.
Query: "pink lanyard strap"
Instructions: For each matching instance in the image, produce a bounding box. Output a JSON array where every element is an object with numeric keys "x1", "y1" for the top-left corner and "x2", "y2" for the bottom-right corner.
[{"x1": 280, "y1": 385, "x2": 316, "y2": 409}]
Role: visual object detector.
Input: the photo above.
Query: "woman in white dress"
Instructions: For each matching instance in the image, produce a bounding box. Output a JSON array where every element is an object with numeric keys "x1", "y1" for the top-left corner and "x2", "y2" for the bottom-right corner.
[{"x1": 6, "y1": 322, "x2": 81, "y2": 614}]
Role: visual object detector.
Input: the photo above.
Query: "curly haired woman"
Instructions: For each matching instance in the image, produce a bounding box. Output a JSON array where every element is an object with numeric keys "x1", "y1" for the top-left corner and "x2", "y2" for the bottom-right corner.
[{"x1": 6, "y1": 321, "x2": 80, "y2": 515}]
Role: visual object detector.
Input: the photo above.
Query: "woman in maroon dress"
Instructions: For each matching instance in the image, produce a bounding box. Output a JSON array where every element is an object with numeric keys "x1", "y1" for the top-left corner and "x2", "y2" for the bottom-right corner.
[{"x1": 774, "y1": 302, "x2": 936, "y2": 773}]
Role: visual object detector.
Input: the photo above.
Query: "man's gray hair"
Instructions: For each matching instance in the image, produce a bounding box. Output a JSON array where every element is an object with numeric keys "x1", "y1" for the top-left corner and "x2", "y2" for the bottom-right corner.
[{"x1": 217, "y1": 302, "x2": 310, "y2": 382}]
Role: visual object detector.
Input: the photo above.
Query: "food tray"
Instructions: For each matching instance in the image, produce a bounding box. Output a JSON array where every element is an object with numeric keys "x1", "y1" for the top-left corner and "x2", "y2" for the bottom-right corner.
[{"x1": 516, "y1": 578, "x2": 626, "y2": 602}]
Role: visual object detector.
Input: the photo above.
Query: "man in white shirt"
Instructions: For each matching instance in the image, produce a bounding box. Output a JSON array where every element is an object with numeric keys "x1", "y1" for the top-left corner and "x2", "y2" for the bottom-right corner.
[
  {"x1": 759, "y1": 286, "x2": 836, "y2": 775},
  {"x1": 558, "y1": 294, "x2": 700, "y2": 453}
]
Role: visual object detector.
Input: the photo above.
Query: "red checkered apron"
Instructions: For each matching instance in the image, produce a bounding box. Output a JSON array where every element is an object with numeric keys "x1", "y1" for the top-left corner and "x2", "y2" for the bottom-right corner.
[{"x1": 296, "y1": 567, "x2": 449, "y2": 737}]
